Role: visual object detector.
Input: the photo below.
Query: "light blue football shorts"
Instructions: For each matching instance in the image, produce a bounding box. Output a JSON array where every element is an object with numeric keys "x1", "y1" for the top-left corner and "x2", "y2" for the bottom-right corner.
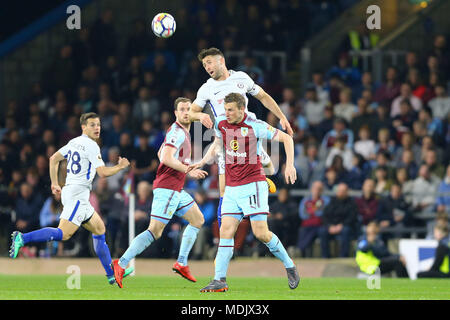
[
  {"x1": 150, "y1": 188, "x2": 195, "y2": 224},
  {"x1": 221, "y1": 180, "x2": 269, "y2": 222}
]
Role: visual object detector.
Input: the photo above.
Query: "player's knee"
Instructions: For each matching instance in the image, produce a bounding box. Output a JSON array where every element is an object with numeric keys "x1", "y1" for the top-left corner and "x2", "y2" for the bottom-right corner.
[
  {"x1": 62, "y1": 231, "x2": 74, "y2": 241},
  {"x1": 148, "y1": 226, "x2": 163, "y2": 240},
  {"x1": 194, "y1": 214, "x2": 205, "y2": 228},
  {"x1": 93, "y1": 224, "x2": 106, "y2": 236},
  {"x1": 254, "y1": 229, "x2": 271, "y2": 243}
]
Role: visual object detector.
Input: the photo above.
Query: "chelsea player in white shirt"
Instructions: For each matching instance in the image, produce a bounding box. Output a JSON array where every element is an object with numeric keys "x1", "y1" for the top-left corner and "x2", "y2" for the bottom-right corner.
[
  {"x1": 9, "y1": 113, "x2": 133, "y2": 285},
  {"x1": 189, "y1": 47, "x2": 294, "y2": 227}
]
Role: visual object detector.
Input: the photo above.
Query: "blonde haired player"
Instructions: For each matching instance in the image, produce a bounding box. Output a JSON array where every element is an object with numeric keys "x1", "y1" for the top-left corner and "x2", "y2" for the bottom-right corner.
[
  {"x1": 190, "y1": 47, "x2": 292, "y2": 226},
  {"x1": 9, "y1": 113, "x2": 133, "y2": 285},
  {"x1": 190, "y1": 93, "x2": 300, "y2": 292}
]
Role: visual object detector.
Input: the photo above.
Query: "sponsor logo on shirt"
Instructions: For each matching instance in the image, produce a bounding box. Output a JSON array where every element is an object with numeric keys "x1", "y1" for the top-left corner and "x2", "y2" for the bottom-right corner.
[
  {"x1": 230, "y1": 140, "x2": 239, "y2": 151},
  {"x1": 237, "y1": 83, "x2": 244, "y2": 89},
  {"x1": 226, "y1": 149, "x2": 247, "y2": 158}
]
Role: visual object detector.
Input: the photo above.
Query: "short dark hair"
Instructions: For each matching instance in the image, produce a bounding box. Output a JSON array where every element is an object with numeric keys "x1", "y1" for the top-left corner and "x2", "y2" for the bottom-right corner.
[
  {"x1": 224, "y1": 93, "x2": 245, "y2": 109},
  {"x1": 80, "y1": 112, "x2": 99, "y2": 126},
  {"x1": 197, "y1": 47, "x2": 224, "y2": 62},
  {"x1": 174, "y1": 97, "x2": 191, "y2": 110}
]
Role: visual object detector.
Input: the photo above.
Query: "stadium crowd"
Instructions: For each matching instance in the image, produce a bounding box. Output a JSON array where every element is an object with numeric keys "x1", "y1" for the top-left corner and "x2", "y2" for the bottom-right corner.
[{"x1": 0, "y1": 0, "x2": 449, "y2": 260}]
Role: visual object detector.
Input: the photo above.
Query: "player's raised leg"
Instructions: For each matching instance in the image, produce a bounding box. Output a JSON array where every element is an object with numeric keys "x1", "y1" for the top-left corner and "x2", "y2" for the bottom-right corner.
[
  {"x1": 9, "y1": 218, "x2": 77, "y2": 259},
  {"x1": 172, "y1": 201, "x2": 204, "y2": 282},
  {"x1": 251, "y1": 219, "x2": 300, "y2": 289}
]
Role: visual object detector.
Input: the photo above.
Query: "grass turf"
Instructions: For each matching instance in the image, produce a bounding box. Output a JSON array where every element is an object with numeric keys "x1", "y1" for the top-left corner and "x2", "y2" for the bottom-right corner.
[{"x1": 0, "y1": 275, "x2": 448, "y2": 300}]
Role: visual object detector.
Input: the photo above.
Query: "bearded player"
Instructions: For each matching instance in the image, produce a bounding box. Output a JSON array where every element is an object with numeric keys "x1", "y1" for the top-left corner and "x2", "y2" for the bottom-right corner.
[
  {"x1": 111, "y1": 97, "x2": 209, "y2": 288},
  {"x1": 190, "y1": 47, "x2": 293, "y2": 227}
]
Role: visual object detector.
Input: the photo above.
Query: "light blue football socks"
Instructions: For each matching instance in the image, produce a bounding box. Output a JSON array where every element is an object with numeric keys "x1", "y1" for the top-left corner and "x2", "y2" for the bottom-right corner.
[
  {"x1": 214, "y1": 238, "x2": 234, "y2": 280},
  {"x1": 177, "y1": 224, "x2": 200, "y2": 265},
  {"x1": 264, "y1": 232, "x2": 294, "y2": 268},
  {"x1": 119, "y1": 230, "x2": 155, "y2": 269}
]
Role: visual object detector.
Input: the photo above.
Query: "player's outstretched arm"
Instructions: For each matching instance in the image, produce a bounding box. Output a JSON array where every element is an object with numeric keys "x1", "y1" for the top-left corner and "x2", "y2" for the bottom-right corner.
[
  {"x1": 255, "y1": 89, "x2": 293, "y2": 136},
  {"x1": 188, "y1": 136, "x2": 221, "y2": 171},
  {"x1": 189, "y1": 103, "x2": 213, "y2": 128},
  {"x1": 49, "y1": 151, "x2": 65, "y2": 195},
  {"x1": 273, "y1": 131, "x2": 297, "y2": 184},
  {"x1": 96, "y1": 156, "x2": 130, "y2": 177}
]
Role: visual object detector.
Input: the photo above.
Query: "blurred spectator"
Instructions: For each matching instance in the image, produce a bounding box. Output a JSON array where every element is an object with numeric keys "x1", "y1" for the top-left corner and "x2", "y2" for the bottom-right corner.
[
  {"x1": 130, "y1": 133, "x2": 159, "y2": 184},
  {"x1": 355, "y1": 179, "x2": 379, "y2": 226},
  {"x1": 133, "y1": 87, "x2": 160, "y2": 125},
  {"x1": 316, "y1": 105, "x2": 335, "y2": 140},
  {"x1": 374, "y1": 127, "x2": 396, "y2": 156},
  {"x1": 321, "y1": 117, "x2": 354, "y2": 154},
  {"x1": 354, "y1": 125, "x2": 376, "y2": 161},
  {"x1": 350, "y1": 97, "x2": 373, "y2": 137},
  {"x1": 397, "y1": 149, "x2": 418, "y2": 180},
  {"x1": 428, "y1": 84, "x2": 450, "y2": 121},
  {"x1": 373, "y1": 166, "x2": 393, "y2": 194},
  {"x1": 355, "y1": 221, "x2": 408, "y2": 277},
  {"x1": 325, "y1": 137, "x2": 353, "y2": 171},
  {"x1": 268, "y1": 188, "x2": 299, "y2": 248},
  {"x1": 327, "y1": 54, "x2": 361, "y2": 87},
  {"x1": 334, "y1": 87, "x2": 357, "y2": 123},
  {"x1": 102, "y1": 114, "x2": 130, "y2": 149},
  {"x1": 90, "y1": 9, "x2": 117, "y2": 64},
  {"x1": 423, "y1": 149, "x2": 445, "y2": 179},
  {"x1": 322, "y1": 168, "x2": 339, "y2": 191},
  {"x1": 376, "y1": 183, "x2": 411, "y2": 240},
  {"x1": 373, "y1": 66, "x2": 401, "y2": 105},
  {"x1": 42, "y1": 44, "x2": 76, "y2": 94},
  {"x1": 417, "y1": 223, "x2": 450, "y2": 278},
  {"x1": 390, "y1": 83, "x2": 423, "y2": 118},
  {"x1": 303, "y1": 86, "x2": 328, "y2": 132},
  {"x1": 39, "y1": 192, "x2": 62, "y2": 229},
  {"x1": 352, "y1": 71, "x2": 376, "y2": 103},
  {"x1": 15, "y1": 182, "x2": 43, "y2": 235},
  {"x1": 279, "y1": 87, "x2": 299, "y2": 121},
  {"x1": 118, "y1": 132, "x2": 135, "y2": 160},
  {"x1": 399, "y1": 51, "x2": 421, "y2": 81},
  {"x1": 189, "y1": 189, "x2": 215, "y2": 260},
  {"x1": 296, "y1": 143, "x2": 325, "y2": 188},
  {"x1": 237, "y1": 54, "x2": 264, "y2": 85},
  {"x1": 319, "y1": 183, "x2": 358, "y2": 258},
  {"x1": 368, "y1": 103, "x2": 391, "y2": 140},
  {"x1": 393, "y1": 131, "x2": 421, "y2": 166},
  {"x1": 411, "y1": 164, "x2": 440, "y2": 214},
  {"x1": 436, "y1": 164, "x2": 450, "y2": 213},
  {"x1": 425, "y1": 212, "x2": 449, "y2": 240},
  {"x1": 310, "y1": 71, "x2": 330, "y2": 104},
  {"x1": 346, "y1": 153, "x2": 369, "y2": 190},
  {"x1": 124, "y1": 19, "x2": 152, "y2": 61},
  {"x1": 338, "y1": 20, "x2": 379, "y2": 67},
  {"x1": 297, "y1": 181, "x2": 330, "y2": 257},
  {"x1": 418, "y1": 107, "x2": 443, "y2": 141},
  {"x1": 392, "y1": 99, "x2": 417, "y2": 132}
]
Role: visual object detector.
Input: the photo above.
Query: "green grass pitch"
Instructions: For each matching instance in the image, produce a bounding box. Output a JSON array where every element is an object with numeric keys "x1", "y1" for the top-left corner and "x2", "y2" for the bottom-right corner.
[{"x1": 0, "y1": 275, "x2": 448, "y2": 300}]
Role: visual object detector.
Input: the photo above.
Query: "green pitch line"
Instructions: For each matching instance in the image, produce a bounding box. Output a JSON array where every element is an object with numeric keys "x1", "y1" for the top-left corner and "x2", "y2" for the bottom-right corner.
[{"x1": 0, "y1": 275, "x2": 448, "y2": 300}]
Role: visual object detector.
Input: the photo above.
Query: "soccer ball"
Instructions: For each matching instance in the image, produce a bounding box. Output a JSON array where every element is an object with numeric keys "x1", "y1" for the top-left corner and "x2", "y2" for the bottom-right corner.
[{"x1": 151, "y1": 13, "x2": 176, "y2": 38}]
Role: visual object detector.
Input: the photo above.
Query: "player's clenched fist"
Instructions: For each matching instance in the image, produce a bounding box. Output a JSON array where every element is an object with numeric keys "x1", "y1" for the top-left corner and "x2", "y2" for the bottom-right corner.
[
  {"x1": 51, "y1": 184, "x2": 62, "y2": 195},
  {"x1": 118, "y1": 156, "x2": 130, "y2": 169}
]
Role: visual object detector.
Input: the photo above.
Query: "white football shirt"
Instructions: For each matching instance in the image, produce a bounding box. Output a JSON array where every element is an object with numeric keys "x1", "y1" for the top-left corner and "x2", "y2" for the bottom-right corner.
[
  {"x1": 193, "y1": 70, "x2": 261, "y2": 118},
  {"x1": 57, "y1": 134, "x2": 105, "y2": 189}
]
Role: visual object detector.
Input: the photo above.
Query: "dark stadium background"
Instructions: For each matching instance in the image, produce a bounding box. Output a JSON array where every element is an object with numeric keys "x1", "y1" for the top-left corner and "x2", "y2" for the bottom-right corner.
[{"x1": 0, "y1": 0, "x2": 448, "y2": 270}]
